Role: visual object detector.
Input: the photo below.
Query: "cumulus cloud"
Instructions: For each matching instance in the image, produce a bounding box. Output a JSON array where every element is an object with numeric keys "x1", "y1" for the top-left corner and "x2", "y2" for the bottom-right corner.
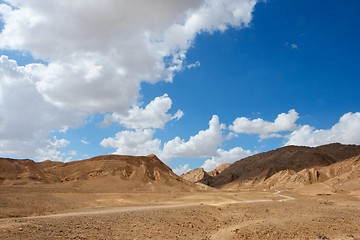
[
  {"x1": 162, "y1": 115, "x2": 225, "y2": 160},
  {"x1": 173, "y1": 164, "x2": 192, "y2": 175},
  {"x1": 102, "y1": 94, "x2": 183, "y2": 129},
  {"x1": 0, "y1": 0, "x2": 257, "y2": 112},
  {"x1": 100, "y1": 129, "x2": 161, "y2": 157},
  {"x1": 286, "y1": 112, "x2": 360, "y2": 147},
  {"x1": 101, "y1": 114, "x2": 253, "y2": 167},
  {"x1": 0, "y1": 0, "x2": 257, "y2": 157},
  {"x1": 0, "y1": 55, "x2": 82, "y2": 156},
  {"x1": 35, "y1": 138, "x2": 74, "y2": 162},
  {"x1": 229, "y1": 109, "x2": 299, "y2": 139},
  {"x1": 201, "y1": 147, "x2": 253, "y2": 171},
  {"x1": 101, "y1": 115, "x2": 225, "y2": 162}
]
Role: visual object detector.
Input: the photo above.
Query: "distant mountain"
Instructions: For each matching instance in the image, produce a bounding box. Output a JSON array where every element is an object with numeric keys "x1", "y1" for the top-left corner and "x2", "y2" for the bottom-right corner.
[
  {"x1": 0, "y1": 154, "x2": 195, "y2": 192},
  {"x1": 182, "y1": 168, "x2": 212, "y2": 184},
  {"x1": 211, "y1": 143, "x2": 360, "y2": 190},
  {"x1": 2, "y1": 143, "x2": 359, "y2": 193},
  {"x1": 263, "y1": 154, "x2": 360, "y2": 191},
  {"x1": 181, "y1": 163, "x2": 230, "y2": 185}
]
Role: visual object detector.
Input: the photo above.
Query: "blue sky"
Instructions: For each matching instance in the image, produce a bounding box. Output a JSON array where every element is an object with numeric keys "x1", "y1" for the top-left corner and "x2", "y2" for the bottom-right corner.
[{"x1": 1, "y1": 0, "x2": 359, "y2": 174}]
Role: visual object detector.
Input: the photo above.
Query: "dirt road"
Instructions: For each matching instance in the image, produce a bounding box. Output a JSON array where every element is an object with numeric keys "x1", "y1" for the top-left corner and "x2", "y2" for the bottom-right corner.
[
  {"x1": 0, "y1": 190, "x2": 293, "y2": 221},
  {"x1": 1, "y1": 190, "x2": 359, "y2": 240}
]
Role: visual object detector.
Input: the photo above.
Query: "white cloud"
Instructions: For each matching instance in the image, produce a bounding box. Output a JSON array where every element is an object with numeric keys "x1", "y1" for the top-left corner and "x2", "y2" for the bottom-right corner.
[
  {"x1": 172, "y1": 110, "x2": 185, "y2": 121},
  {"x1": 173, "y1": 164, "x2": 192, "y2": 175},
  {"x1": 102, "y1": 94, "x2": 183, "y2": 129},
  {"x1": 0, "y1": 0, "x2": 257, "y2": 112},
  {"x1": 286, "y1": 112, "x2": 360, "y2": 147},
  {"x1": 229, "y1": 109, "x2": 299, "y2": 139},
  {"x1": 81, "y1": 138, "x2": 89, "y2": 145},
  {"x1": 187, "y1": 61, "x2": 201, "y2": 69},
  {"x1": 291, "y1": 43, "x2": 299, "y2": 49},
  {"x1": 100, "y1": 129, "x2": 161, "y2": 157},
  {"x1": 48, "y1": 138, "x2": 69, "y2": 148},
  {"x1": 35, "y1": 137, "x2": 73, "y2": 162},
  {"x1": 100, "y1": 115, "x2": 225, "y2": 162},
  {"x1": 0, "y1": 55, "x2": 82, "y2": 156},
  {"x1": 0, "y1": 0, "x2": 258, "y2": 157},
  {"x1": 286, "y1": 42, "x2": 299, "y2": 50},
  {"x1": 59, "y1": 126, "x2": 69, "y2": 133},
  {"x1": 201, "y1": 147, "x2": 253, "y2": 171},
  {"x1": 101, "y1": 114, "x2": 255, "y2": 169},
  {"x1": 162, "y1": 115, "x2": 225, "y2": 159}
]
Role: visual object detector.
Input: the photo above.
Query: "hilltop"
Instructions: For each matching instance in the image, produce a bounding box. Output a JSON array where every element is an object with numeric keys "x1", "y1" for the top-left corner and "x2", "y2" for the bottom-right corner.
[
  {"x1": 181, "y1": 163, "x2": 230, "y2": 185},
  {"x1": 209, "y1": 143, "x2": 360, "y2": 192},
  {"x1": 0, "y1": 154, "x2": 195, "y2": 192}
]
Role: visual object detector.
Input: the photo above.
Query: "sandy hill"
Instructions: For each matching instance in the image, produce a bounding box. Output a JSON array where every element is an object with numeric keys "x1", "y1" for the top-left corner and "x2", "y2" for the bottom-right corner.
[
  {"x1": 211, "y1": 143, "x2": 360, "y2": 190},
  {"x1": 0, "y1": 154, "x2": 195, "y2": 192},
  {"x1": 181, "y1": 163, "x2": 230, "y2": 185}
]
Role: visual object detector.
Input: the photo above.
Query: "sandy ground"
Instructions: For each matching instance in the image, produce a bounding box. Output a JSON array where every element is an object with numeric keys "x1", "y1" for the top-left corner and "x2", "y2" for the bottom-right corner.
[{"x1": 1, "y1": 186, "x2": 360, "y2": 240}]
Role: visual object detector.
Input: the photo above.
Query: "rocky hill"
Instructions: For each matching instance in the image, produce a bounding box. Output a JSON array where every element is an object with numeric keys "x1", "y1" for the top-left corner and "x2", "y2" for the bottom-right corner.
[
  {"x1": 181, "y1": 163, "x2": 230, "y2": 185},
  {"x1": 0, "y1": 154, "x2": 195, "y2": 192},
  {"x1": 181, "y1": 168, "x2": 212, "y2": 185},
  {"x1": 262, "y1": 154, "x2": 360, "y2": 191},
  {"x1": 208, "y1": 163, "x2": 231, "y2": 177},
  {"x1": 211, "y1": 143, "x2": 360, "y2": 190}
]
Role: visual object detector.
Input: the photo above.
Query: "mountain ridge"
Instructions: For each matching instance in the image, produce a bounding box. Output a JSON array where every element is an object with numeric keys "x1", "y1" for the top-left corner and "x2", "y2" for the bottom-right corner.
[
  {"x1": 210, "y1": 143, "x2": 360, "y2": 190},
  {"x1": 0, "y1": 154, "x2": 195, "y2": 192}
]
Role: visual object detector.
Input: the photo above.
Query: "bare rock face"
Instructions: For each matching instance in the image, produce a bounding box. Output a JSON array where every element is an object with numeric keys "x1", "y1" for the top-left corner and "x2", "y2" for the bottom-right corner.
[
  {"x1": 181, "y1": 168, "x2": 212, "y2": 185},
  {"x1": 266, "y1": 154, "x2": 360, "y2": 191},
  {"x1": 181, "y1": 163, "x2": 231, "y2": 185},
  {"x1": 0, "y1": 154, "x2": 196, "y2": 192},
  {"x1": 210, "y1": 143, "x2": 360, "y2": 190},
  {"x1": 208, "y1": 163, "x2": 231, "y2": 177}
]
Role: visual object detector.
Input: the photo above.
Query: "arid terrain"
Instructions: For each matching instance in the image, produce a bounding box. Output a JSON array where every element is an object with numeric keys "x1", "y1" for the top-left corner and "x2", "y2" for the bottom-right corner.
[{"x1": 1, "y1": 144, "x2": 360, "y2": 239}]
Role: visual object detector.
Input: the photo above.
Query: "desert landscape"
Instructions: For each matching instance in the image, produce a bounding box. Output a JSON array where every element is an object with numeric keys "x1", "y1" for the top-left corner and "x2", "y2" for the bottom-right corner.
[
  {"x1": 1, "y1": 0, "x2": 359, "y2": 239},
  {"x1": 1, "y1": 143, "x2": 360, "y2": 239}
]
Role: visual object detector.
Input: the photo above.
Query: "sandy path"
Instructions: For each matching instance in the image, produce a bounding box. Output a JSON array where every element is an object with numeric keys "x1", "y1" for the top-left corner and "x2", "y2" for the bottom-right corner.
[
  {"x1": 0, "y1": 190, "x2": 295, "y2": 222},
  {"x1": 3, "y1": 191, "x2": 360, "y2": 240},
  {"x1": 0, "y1": 203, "x2": 199, "y2": 221}
]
